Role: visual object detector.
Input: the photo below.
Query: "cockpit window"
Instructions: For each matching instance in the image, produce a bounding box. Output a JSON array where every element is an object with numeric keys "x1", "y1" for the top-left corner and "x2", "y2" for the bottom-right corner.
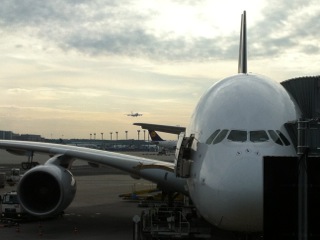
[
  {"x1": 276, "y1": 130, "x2": 291, "y2": 146},
  {"x1": 227, "y1": 130, "x2": 247, "y2": 142},
  {"x1": 250, "y1": 131, "x2": 269, "y2": 142},
  {"x1": 206, "y1": 129, "x2": 220, "y2": 144},
  {"x1": 206, "y1": 129, "x2": 290, "y2": 146},
  {"x1": 212, "y1": 129, "x2": 229, "y2": 144},
  {"x1": 268, "y1": 130, "x2": 283, "y2": 145}
]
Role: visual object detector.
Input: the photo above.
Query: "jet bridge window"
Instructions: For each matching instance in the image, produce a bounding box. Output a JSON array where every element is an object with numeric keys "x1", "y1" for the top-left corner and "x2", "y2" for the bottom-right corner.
[
  {"x1": 268, "y1": 130, "x2": 283, "y2": 145},
  {"x1": 206, "y1": 129, "x2": 220, "y2": 144},
  {"x1": 227, "y1": 130, "x2": 247, "y2": 142},
  {"x1": 250, "y1": 130, "x2": 269, "y2": 142},
  {"x1": 212, "y1": 129, "x2": 229, "y2": 144}
]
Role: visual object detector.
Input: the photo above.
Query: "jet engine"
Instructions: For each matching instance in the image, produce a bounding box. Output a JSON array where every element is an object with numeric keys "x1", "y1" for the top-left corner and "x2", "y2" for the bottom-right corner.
[{"x1": 17, "y1": 163, "x2": 76, "y2": 217}]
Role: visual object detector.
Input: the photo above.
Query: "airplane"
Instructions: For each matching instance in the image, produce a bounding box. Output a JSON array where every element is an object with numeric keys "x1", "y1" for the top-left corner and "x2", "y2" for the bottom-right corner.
[
  {"x1": 147, "y1": 129, "x2": 177, "y2": 150},
  {"x1": 0, "y1": 11, "x2": 302, "y2": 238},
  {"x1": 126, "y1": 111, "x2": 143, "y2": 117}
]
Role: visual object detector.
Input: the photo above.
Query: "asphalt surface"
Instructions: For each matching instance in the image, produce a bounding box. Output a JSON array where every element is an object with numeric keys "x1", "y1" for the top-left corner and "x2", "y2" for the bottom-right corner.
[
  {"x1": 1, "y1": 175, "x2": 155, "y2": 239},
  {"x1": 0, "y1": 150, "x2": 170, "y2": 240}
]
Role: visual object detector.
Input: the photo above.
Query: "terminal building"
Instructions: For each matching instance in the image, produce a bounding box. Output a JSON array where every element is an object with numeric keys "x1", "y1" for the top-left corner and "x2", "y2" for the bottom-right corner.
[
  {"x1": 0, "y1": 130, "x2": 43, "y2": 142},
  {"x1": 0, "y1": 130, "x2": 15, "y2": 140}
]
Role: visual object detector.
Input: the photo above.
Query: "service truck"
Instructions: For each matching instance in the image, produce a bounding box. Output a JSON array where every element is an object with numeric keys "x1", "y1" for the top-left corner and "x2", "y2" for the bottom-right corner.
[{"x1": 1, "y1": 191, "x2": 26, "y2": 220}]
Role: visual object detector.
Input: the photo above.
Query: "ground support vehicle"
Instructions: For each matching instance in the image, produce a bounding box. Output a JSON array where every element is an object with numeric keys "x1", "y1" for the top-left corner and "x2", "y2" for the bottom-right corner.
[
  {"x1": 1, "y1": 191, "x2": 26, "y2": 220},
  {"x1": 135, "y1": 205, "x2": 212, "y2": 239}
]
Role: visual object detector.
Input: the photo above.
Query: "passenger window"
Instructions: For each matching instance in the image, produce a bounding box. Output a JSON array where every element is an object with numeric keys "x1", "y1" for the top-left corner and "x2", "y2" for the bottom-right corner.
[
  {"x1": 250, "y1": 131, "x2": 269, "y2": 142},
  {"x1": 276, "y1": 130, "x2": 291, "y2": 146},
  {"x1": 268, "y1": 130, "x2": 283, "y2": 145},
  {"x1": 212, "y1": 129, "x2": 229, "y2": 144},
  {"x1": 227, "y1": 130, "x2": 247, "y2": 142},
  {"x1": 206, "y1": 130, "x2": 220, "y2": 144}
]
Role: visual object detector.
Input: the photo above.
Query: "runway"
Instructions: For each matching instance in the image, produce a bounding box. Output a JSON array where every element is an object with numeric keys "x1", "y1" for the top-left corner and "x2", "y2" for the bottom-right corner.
[{"x1": 0, "y1": 150, "x2": 167, "y2": 240}]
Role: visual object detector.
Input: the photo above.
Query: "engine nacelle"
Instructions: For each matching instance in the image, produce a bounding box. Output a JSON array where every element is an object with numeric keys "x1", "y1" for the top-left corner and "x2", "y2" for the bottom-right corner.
[{"x1": 17, "y1": 163, "x2": 76, "y2": 217}]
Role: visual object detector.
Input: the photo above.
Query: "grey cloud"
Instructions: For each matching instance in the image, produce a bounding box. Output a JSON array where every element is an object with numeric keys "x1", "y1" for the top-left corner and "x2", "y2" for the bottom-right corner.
[
  {"x1": 303, "y1": 45, "x2": 319, "y2": 54},
  {"x1": 248, "y1": 0, "x2": 320, "y2": 57},
  {"x1": 0, "y1": 0, "x2": 238, "y2": 61},
  {"x1": 64, "y1": 28, "x2": 230, "y2": 61},
  {"x1": 170, "y1": 0, "x2": 206, "y2": 4},
  {"x1": 1, "y1": 0, "x2": 319, "y2": 62},
  {"x1": 0, "y1": 0, "x2": 132, "y2": 31},
  {"x1": 1, "y1": 0, "x2": 69, "y2": 26}
]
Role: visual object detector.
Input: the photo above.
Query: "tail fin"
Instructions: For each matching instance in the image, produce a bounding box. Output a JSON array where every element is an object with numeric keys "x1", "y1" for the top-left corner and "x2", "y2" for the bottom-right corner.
[
  {"x1": 148, "y1": 130, "x2": 164, "y2": 141},
  {"x1": 238, "y1": 11, "x2": 247, "y2": 74}
]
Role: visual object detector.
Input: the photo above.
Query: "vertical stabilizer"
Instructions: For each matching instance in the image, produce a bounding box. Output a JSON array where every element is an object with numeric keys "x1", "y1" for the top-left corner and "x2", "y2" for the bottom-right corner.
[
  {"x1": 148, "y1": 130, "x2": 164, "y2": 141},
  {"x1": 238, "y1": 11, "x2": 247, "y2": 74}
]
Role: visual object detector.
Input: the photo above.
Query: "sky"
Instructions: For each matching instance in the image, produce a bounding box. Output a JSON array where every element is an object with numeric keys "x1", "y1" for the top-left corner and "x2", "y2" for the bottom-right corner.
[{"x1": 0, "y1": 0, "x2": 319, "y2": 140}]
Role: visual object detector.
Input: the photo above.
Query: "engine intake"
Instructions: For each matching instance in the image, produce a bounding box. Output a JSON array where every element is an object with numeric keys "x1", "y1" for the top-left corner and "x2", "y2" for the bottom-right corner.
[{"x1": 17, "y1": 164, "x2": 76, "y2": 217}]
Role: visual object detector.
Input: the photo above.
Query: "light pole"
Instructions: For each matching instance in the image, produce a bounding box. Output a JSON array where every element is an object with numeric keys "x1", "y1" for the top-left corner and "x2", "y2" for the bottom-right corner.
[
  {"x1": 125, "y1": 131, "x2": 128, "y2": 140},
  {"x1": 110, "y1": 132, "x2": 113, "y2": 140},
  {"x1": 101, "y1": 132, "x2": 104, "y2": 140},
  {"x1": 116, "y1": 131, "x2": 118, "y2": 141},
  {"x1": 137, "y1": 130, "x2": 140, "y2": 140},
  {"x1": 90, "y1": 133, "x2": 92, "y2": 140},
  {"x1": 94, "y1": 133, "x2": 96, "y2": 140}
]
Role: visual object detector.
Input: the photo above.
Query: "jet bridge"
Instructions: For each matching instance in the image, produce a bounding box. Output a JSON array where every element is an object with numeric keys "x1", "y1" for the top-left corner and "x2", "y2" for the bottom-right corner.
[
  {"x1": 282, "y1": 76, "x2": 320, "y2": 155},
  {"x1": 264, "y1": 76, "x2": 320, "y2": 240}
]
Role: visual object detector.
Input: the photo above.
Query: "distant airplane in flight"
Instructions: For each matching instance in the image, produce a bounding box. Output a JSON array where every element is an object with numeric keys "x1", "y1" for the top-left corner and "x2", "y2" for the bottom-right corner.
[{"x1": 126, "y1": 111, "x2": 143, "y2": 117}]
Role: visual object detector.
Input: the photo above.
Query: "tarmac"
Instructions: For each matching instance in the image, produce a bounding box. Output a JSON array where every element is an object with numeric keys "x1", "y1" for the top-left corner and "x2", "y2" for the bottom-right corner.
[{"x1": 0, "y1": 150, "x2": 172, "y2": 240}]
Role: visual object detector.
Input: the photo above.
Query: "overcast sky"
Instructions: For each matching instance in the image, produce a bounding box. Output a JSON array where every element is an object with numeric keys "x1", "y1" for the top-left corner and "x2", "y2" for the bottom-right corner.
[{"x1": 0, "y1": 0, "x2": 319, "y2": 140}]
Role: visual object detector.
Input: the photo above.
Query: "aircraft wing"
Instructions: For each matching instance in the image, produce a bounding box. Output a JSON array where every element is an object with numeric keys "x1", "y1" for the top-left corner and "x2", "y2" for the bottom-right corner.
[
  {"x1": 0, "y1": 140, "x2": 186, "y2": 194},
  {"x1": 134, "y1": 123, "x2": 186, "y2": 135}
]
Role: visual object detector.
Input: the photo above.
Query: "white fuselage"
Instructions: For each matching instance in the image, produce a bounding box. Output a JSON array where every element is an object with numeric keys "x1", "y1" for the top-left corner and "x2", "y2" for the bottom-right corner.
[{"x1": 186, "y1": 74, "x2": 301, "y2": 232}]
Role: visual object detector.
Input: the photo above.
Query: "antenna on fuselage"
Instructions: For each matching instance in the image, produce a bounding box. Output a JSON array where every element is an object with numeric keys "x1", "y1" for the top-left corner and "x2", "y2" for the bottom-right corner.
[{"x1": 238, "y1": 11, "x2": 247, "y2": 74}]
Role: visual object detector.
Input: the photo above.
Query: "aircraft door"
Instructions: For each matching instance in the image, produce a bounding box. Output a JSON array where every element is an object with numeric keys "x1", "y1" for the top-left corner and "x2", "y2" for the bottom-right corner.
[{"x1": 174, "y1": 133, "x2": 195, "y2": 178}]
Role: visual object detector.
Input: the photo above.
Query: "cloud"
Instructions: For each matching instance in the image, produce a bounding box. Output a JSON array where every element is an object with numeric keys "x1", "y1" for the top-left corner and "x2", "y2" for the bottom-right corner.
[
  {"x1": 248, "y1": 0, "x2": 320, "y2": 57},
  {"x1": 0, "y1": 0, "x2": 240, "y2": 62},
  {"x1": 1, "y1": 0, "x2": 319, "y2": 73},
  {"x1": 1, "y1": 0, "x2": 320, "y2": 67}
]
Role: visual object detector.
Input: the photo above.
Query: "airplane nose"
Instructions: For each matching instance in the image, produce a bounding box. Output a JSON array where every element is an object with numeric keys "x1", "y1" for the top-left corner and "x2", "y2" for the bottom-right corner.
[
  {"x1": 221, "y1": 155, "x2": 262, "y2": 193},
  {"x1": 214, "y1": 155, "x2": 263, "y2": 231}
]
